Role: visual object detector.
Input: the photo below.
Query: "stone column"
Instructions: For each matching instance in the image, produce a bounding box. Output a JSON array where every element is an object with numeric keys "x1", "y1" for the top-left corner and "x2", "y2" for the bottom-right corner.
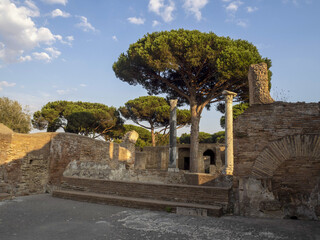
[
  {"x1": 169, "y1": 99, "x2": 178, "y2": 171},
  {"x1": 222, "y1": 90, "x2": 237, "y2": 175}
]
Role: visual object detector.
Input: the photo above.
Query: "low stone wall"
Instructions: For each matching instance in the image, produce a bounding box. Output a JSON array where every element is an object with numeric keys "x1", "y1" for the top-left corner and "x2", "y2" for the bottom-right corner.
[
  {"x1": 0, "y1": 125, "x2": 135, "y2": 196},
  {"x1": 61, "y1": 176, "x2": 231, "y2": 207},
  {"x1": 233, "y1": 102, "x2": 320, "y2": 220},
  {"x1": 63, "y1": 160, "x2": 187, "y2": 185}
]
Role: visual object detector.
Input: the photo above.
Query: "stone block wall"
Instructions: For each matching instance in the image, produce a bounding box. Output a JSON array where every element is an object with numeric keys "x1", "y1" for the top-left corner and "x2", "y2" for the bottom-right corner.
[
  {"x1": 233, "y1": 101, "x2": 320, "y2": 220},
  {"x1": 0, "y1": 127, "x2": 135, "y2": 196}
]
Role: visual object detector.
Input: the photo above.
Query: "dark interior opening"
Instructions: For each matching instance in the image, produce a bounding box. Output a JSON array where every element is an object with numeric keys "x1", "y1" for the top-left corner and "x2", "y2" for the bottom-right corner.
[
  {"x1": 203, "y1": 149, "x2": 215, "y2": 165},
  {"x1": 184, "y1": 157, "x2": 190, "y2": 170}
]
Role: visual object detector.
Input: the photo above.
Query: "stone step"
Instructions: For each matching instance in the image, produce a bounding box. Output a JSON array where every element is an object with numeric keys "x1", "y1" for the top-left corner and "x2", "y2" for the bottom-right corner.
[
  {"x1": 0, "y1": 193, "x2": 12, "y2": 201},
  {"x1": 52, "y1": 190, "x2": 223, "y2": 217},
  {"x1": 60, "y1": 177, "x2": 231, "y2": 207}
]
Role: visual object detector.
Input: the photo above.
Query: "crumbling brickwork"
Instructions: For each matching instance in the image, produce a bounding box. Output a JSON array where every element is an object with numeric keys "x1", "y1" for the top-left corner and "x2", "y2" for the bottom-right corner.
[
  {"x1": 248, "y1": 62, "x2": 274, "y2": 105},
  {"x1": 0, "y1": 127, "x2": 135, "y2": 196},
  {"x1": 233, "y1": 102, "x2": 320, "y2": 220}
]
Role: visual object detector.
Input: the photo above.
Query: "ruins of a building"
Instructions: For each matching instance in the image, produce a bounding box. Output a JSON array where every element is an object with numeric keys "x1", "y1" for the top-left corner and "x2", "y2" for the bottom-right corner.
[
  {"x1": 233, "y1": 63, "x2": 320, "y2": 220},
  {"x1": 0, "y1": 62, "x2": 319, "y2": 220}
]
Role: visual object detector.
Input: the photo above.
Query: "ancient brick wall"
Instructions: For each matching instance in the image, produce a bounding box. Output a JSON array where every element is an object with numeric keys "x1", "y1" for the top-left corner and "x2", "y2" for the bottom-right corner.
[
  {"x1": 61, "y1": 176, "x2": 230, "y2": 207},
  {"x1": 233, "y1": 101, "x2": 320, "y2": 220},
  {"x1": 0, "y1": 128, "x2": 135, "y2": 196}
]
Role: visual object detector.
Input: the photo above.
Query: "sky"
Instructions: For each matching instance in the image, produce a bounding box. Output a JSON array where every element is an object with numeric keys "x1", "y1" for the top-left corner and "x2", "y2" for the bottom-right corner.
[{"x1": 0, "y1": 0, "x2": 319, "y2": 135}]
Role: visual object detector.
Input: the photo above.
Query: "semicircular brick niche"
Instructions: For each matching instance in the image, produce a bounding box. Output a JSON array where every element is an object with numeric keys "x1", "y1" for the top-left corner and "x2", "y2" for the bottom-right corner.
[
  {"x1": 251, "y1": 134, "x2": 320, "y2": 218},
  {"x1": 252, "y1": 134, "x2": 320, "y2": 179}
]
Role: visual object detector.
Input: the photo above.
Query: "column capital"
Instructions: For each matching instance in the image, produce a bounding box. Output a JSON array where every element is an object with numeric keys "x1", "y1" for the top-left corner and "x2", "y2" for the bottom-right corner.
[
  {"x1": 222, "y1": 90, "x2": 237, "y2": 97},
  {"x1": 169, "y1": 99, "x2": 178, "y2": 111}
]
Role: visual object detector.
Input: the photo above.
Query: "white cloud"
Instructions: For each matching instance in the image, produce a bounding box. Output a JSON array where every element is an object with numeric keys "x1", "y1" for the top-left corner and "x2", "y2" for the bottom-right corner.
[
  {"x1": 50, "y1": 8, "x2": 71, "y2": 18},
  {"x1": 0, "y1": 81, "x2": 16, "y2": 91},
  {"x1": 45, "y1": 47, "x2": 61, "y2": 58},
  {"x1": 149, "y1": 0, "x2": 163, "y2": 14},
  {"x1": 32, "y1": 52, "x2": 51, "y2": 62},
  {"x1": 56, "y1": 89, "x2": 69, "y2": 95},
  {"x1": 0, "y1": 0, "x2": 60, "y2": 63},
  {"x1": 32, "y1": 47, "x2": 60, "y2": 62},
  {"x1": 247, "y1": 6, "x2": 258, "y2": 13},
  {"x1": 66, "y1": 36, "x2": 74, "y2": 42},
  {"x1": 112, "y1": 35, "x2": 118, "y2": 41},
  {"x1": 183, "y1": 0, "x2": 208, "y2": 21},
  {"x1": 225, "y1": 1, "x2": 243, "y2": 13},
  {"x1": 42, "y1": 0, "x2": 67, "y2": 5},
  {"x1": 56, "y1": 88, "x2": 77, "y2": 95},
  {"x1": 19, "y1": 55, "x2": 32, "y2": 62},
  {"x1": 127, "y1": 17, "x2": 145, "y2": 25},
  {"x1": 76, "y1": 16, "x2": 97, "y2": 32},
  {"x1": 57, "y1": 35, "x2": 73, "y2": 46},
  {"x1": 152, "y1": 20, "x2": 160, "y2": 27},
  {"x1": 80, "y1": 84, "x2": 86, "y2": 87},
  {"x1": 24, "y1": 0, "x2": 40, "y2": 17},
  {"x1": 236, "y1": 19, "x2": 247, "y2": 27},
  {"x1": 148, "y1": 0, "x2": 175, "y2": 23}
]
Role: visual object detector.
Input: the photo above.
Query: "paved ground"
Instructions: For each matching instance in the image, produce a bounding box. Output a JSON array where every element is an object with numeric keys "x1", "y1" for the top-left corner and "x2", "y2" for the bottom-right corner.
[{"x1": 0, "y1": 194, "x2": 319, "y2": 240}]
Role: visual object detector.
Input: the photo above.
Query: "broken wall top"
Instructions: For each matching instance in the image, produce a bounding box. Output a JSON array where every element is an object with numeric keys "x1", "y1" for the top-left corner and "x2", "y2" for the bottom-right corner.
[{"x1": 0, "y1": 123, "x2": 13, "y2": 135}]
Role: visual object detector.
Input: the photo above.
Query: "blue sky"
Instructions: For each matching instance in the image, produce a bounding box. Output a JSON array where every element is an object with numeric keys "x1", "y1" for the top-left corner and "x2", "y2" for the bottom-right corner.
[{"x1": 0, "y1": 0, "x2": 319, "y2": 135}]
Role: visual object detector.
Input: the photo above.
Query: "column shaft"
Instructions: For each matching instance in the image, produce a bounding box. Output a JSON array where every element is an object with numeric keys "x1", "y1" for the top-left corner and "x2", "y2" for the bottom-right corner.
[
  {"x1": 169, "y1": 99, "x2": 178, "y2": 169},
  {"x1": 222, "y1": 90, "x2": 237, "y2": 175}
]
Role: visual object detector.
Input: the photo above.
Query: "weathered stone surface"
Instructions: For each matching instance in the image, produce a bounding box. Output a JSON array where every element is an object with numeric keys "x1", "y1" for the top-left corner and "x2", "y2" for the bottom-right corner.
[
  {"x1": 0, "y1": 132, "x2": 136, "y2": 196},
  {"x1": 222, "y1": 90, "x2": 237, "y2": 175},
  {"x1": 233, "y1": 101, "x2": 320, "y2": 220},
  {"x1": 176, "y1": 207, "x2": 208, "y2": 217},
  {"x1": 122, "y1": 130, "x2": 139, "y2": 144},
  {"x1": 248, "y1": 63, "x2": 274, "y2": 105},
  {"x1": 63, "y1": 160, "x2": 187, "y2": 185},
  {"x1": 259, "y1": 200, "x2": 282, "y2": 211},
  {"x1": 0, "y1": 123, "x2": 13, "y2": 135}
]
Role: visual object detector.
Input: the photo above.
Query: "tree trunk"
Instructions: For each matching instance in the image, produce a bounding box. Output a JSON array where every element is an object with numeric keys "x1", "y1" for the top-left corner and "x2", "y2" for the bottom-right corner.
[
  {"x1": 189, "y1": 102, "x2": 201, "y2": 173},
  {"x1": 151, "y1": 127, "x2": 156, "y2": 147}
]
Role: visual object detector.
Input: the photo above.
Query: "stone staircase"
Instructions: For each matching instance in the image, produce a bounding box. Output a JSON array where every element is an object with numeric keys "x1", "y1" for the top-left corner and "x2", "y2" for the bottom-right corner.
[
  {"x1": 0, "y1": 181, "x2": 13, "y2": 201},
  {"x1": 52, "y1": 176, "x2": 231, "y2": 217}
]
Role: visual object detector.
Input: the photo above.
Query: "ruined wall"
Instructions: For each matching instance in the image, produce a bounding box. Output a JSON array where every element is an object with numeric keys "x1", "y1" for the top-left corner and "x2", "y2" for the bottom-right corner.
[
  {"x1": 136, "y1": 144, "x2": 225, "y2": 173},
  {"x1": 232, "y1": 62, "x2": 320, "y2": 220},
  {"x1": 0, "y1": 128, "x2": 135, "y2": 196},
  {"x1": 233, "y1": 102, "x2": 320, "y2": 220}
]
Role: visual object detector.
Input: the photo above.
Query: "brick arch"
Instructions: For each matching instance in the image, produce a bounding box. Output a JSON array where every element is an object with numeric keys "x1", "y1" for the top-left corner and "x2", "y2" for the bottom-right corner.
[{"x1": 252, "y1": 134, "x2": 320, "y2": 178}]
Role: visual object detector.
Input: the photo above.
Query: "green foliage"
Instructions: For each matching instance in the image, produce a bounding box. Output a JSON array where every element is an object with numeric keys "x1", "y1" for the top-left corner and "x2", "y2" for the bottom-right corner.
[
  {"x1": 113, "y1": 29, "x2": 271, "y2": 168},
  {"x1": 119, "y1": 96, "x2": 170, "y2": 129},
  {"x1": 113, "y1": 29, "x2": 271, "y2": 106},
  {"x1": 119, "y1": 96, "x2": 190, "y2": 146},
  {"x1": 0, "y1": 97, "x2": 31, "y2": 133},
  {"x1": 219, "y1": 103, "x2": 249, "y2": 128},
  {"x1": 32, "y1": 101, "x2": 123, "y2": 138},
  {"x1": 165, "y1": 206, "x2": 173, "y2": 213},
  {"x1": 212, "y1": 131, "x2": 225, "y2": 143},
  {"x1": 110, "y1": 124, "x2": 152, "y2": 149},
  {"x1": 179, "y1": 131, "x2": 225, "y2": 144}
]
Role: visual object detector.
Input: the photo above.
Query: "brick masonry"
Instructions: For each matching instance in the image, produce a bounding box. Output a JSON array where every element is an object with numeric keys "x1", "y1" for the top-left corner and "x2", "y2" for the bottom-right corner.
[
  {"x1": 233, "y1": 101, "x2": 320, "y2": 220},
  {"x1": 60, "y1": 176, "x2": 231, "y2": 208},
  {"x1": 0, "y1": 127, "x2": 135, "y2": 196}
]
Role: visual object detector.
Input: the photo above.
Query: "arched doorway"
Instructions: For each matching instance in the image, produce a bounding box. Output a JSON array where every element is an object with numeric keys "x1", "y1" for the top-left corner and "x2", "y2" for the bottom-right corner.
[{"x1": 203, "y1": 149, "x2": 215, "y2": 173}]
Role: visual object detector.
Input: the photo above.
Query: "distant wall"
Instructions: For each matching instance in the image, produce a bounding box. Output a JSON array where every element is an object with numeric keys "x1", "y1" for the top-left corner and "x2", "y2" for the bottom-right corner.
[
  {"x1": 136, "y1": 144, "x2": 225, "y2": 173},
  {"x1": 0, "y1": 126, "x2": 135, "y2": 196},
  {"x1": 233, "y1": 102, "x2": 320, "y2": 220}
]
